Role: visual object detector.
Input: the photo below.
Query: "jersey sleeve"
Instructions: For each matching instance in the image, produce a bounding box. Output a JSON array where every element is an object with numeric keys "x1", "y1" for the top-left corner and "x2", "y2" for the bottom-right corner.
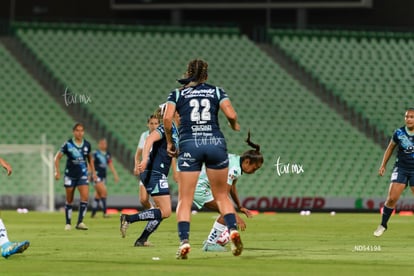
[
  {"x1": 217, "y1": 87, "x2": 229, "y2": 104},
  {"x1": 167, "y1": 89, "x2": 178, "y2": 105},
  {"x1": 156, "y1": 125, "x2": 166, "y2": 140},
  {"x1": 392, "y1": 129, "x2": 399, "y2": 144},
  {"x1": 87, "y1": 142, "x2": 92, "y2": 155},
  {"x1": 227, "y1": 167, "x2": 238, "y2": 185},
  {"x1": 107, "y1": 152, "x2": 112, "y2": 164},
  {"x1": 59, "y1": 141, "x2": 68, "y2": 154}
]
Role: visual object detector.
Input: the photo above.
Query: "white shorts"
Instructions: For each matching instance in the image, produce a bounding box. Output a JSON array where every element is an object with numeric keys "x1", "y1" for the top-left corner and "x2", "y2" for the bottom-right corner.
[{"x1": 193, "y1": 180, "x2": 214, "y2": 209}]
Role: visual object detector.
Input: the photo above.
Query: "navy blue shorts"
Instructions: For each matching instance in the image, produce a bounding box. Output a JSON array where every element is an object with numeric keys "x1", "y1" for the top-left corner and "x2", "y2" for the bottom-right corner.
[
  {"x1": 64, "y1": 174, "x2": 89, "y2": 188},
  {"x1": 93, "y1": 176, "x2": 106, "y2": 185},
  {"x1": 390, "y1": 167, "x2": 414, "y2": 186},
  {"x1": 140, "y1": 171, "x2": 170, "y2": 196},
  {"x1": 177, "y1": 139, "x2": 229, "y2": 172}
]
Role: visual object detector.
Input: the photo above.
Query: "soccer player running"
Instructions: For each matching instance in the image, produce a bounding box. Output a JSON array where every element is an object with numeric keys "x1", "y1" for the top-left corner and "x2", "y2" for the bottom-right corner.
[
  {"x1": 374, "y1": 108, "x2": 414, "y2": 237},
  {"x1": 163, "y1": 59, "x2": 242, "y2": 259},
  {"x1": 120, "y1": 105, "x2": 179, "y2": 246},
  {"x1": 91, "y1": 138, "x2": 119, "y2": 218},
  {"x1": 134, "y1": 115, "x2": 160, "y2": 210},
  {"x1": 196, "y1": 132, "x2": 263, "y2": 252},
  {"x1": 0, "y1": 157, "x2": 30, "y2": 258},
  {"x1": 55, "y1": 123, "x2": 96, "y2": 230}
]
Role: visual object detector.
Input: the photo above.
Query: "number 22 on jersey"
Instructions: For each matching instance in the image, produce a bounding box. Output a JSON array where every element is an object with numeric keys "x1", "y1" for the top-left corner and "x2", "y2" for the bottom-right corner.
[{"x1": 190, "y1": 98, "x2": 211, "y2": 123}]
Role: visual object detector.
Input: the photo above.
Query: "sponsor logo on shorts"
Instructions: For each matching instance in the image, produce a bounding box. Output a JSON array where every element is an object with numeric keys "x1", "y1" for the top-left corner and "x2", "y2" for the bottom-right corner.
[
  {"x1": 181, "y1": 161, "x2": 190, "y2": 167},
  {"x1": 159, "y1": 178, "x2": 169, "y2": 189}
]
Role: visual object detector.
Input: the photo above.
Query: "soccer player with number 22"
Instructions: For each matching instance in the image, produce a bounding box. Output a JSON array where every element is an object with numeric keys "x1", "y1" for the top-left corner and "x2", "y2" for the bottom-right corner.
[{"x1": 163, "y1": 59, "x2": 243, "y2": 259}]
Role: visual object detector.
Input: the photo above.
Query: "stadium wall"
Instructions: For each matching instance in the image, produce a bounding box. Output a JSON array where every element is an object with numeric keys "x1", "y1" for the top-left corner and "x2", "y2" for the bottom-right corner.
[
  {"x1": 0, "y1": 0, "x2": 413, "y2": 30},
  {"x1": 2, "y1": 194, "x2": 412, "y2": 213}
]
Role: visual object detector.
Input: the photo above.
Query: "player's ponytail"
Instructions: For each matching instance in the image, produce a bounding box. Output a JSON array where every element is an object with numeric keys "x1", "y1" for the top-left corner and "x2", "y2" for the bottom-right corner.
[
  {"x1": 178, "y1": 59, "x2": 208, "y2": 85},
  {"x1": 241, "y1": 130, "x2": 264, "y2": 165},
  {"x1": 245, "y1": 130, "x2": 260, "y2": 153}
]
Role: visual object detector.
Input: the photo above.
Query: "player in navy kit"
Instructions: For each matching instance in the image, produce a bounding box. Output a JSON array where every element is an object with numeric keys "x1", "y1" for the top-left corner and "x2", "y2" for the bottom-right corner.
[
  {"x1": 54, "y1": 123, "x2": 96, "y2": 230},
  {"x1": 120, "y1": 105, "x2": 179, "y2": 247},
  {"x1": 0, "y1": 157, "x2": 30, "y2": 258},
  {"x1": 134, "y1": 114, "x2": 160, "y2": 210},
  {"x1": 91, "y1": 138, "x2": 119, "y2": 218},
  {"x1": 163, "y1": 59, "x2": 243, "y2": 259},
  {"x1": 374, "y1": 108, "x2": 414, "y2": 237}
]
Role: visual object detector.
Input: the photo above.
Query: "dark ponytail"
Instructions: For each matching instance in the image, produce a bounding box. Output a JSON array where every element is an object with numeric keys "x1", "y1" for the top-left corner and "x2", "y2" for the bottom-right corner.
[
  {"x1": 241, "y1": 130, "x2": 264, "y2": 165},
  {"x1": 177, "y1": 59, "x2": 208, "y2": 85},
  {"x1": 245, "y1": 129, "x2": 260, "y2": 153}
]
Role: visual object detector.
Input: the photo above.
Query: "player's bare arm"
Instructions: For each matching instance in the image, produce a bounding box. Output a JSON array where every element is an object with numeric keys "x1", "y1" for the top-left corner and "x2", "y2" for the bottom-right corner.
[
  {"x1": 87, "y1": 153, "x2": 97, "y2": 181},
  {"x1": 220, "y1": 99, "x2": 240, "y2": 131},
  {"x1": 0, "y1": 157, "x2": 12, "y2": 176},
  {"x1": 54, "y1": 151, "x2": 63, "y2": 180},
  {"x1": 138, "y1": 131, "x2": 162, "y2": 173},
  {"x1": 230, "y1": 180, "x2": 252, "y2": 218},
  {"x1": 379, "y1": 141, "x2": 397, "y2": 176}
]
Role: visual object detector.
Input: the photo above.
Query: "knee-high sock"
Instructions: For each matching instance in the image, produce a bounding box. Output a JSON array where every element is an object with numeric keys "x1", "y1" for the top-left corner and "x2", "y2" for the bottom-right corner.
[
  {"x1": 136, "y1": 219, "x2": 162, "y2": 242},
  {"x1": 91, "y1": 198, "x2": 99, "y2": 216},
  {"x1": 0, "y1": 219, "x2": 10, "y2": 246},
  {"x1": 223, "y1": 213, "x2": 238, "y2": 231},
  {"x1": 381, "y1": 205, "x2": 394, "y2": 228},
  {"x1": 178, "y1": 221, "x2": 190, "y2": 242},
  {"x1": 65, "y1": 204, "x2": 73, "y2": 225},
  {"x1": 77, "y1": 201, "x2": 88, "y2": 224},
  {"x1": 206, "y1": 220, "x2": 227, "y2": 244},
  {"x1": 101, "y1": 197, "x2": 107, "y2": 215},
  {"x1": 126, "y1": 209, "x2": 162, "y2": 223}
]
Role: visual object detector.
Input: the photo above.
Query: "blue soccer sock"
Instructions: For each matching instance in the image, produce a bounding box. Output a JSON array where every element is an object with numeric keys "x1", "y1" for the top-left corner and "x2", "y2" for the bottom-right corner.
[
  {"x1": 127, "y1": 209, "x2": 162, "y2": 223},
  {"x1": 91, "y1": 198, "x2": 99, "y2": 217},
  {"x1": 65, "y1": 204, "x2": 73, "y2": 225},
  {"x1": 77, "y1": 201, "x2": 88, "y2": 225},
  {"x1": 223, "y1": 213, "x2": 238, "y2": 231},
  {"x1": 178, "y1": 221, "x2": 190, "y2": 242},
  {"x1": 381, "y1": 205, "x2": 394, "y2": 228},
  {"x1": 101, "y1": 197, "x2": 107, "y2": 215},
  {"x1": 137, "y1": 219, "x2": 162, "y2": 242}
]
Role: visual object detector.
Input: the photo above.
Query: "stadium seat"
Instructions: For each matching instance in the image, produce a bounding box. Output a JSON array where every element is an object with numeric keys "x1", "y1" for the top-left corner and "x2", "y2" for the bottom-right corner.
[{"x1": 8, "y1": 22, "x2": 399, "y2": 199}]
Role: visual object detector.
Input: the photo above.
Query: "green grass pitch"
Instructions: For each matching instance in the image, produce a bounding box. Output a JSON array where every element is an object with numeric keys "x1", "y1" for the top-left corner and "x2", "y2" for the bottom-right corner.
[{"x1": 0, "y1": 210, "x2": 413, "y2": 275}]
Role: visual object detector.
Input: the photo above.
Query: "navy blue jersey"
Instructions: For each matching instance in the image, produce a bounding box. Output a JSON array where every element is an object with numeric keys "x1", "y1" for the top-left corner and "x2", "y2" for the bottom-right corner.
[
  {"x1": 60, "y1": 138, "x2": 91, "y2": 178},
  {"x1": 392, "y1": 126, "x2": 414, "y2": 169},
  {"x1": 167, "y1": 83, "x2": 229, "y2": 143},
  {"x1": 93, "y1": 150, "x2": 112, "y2": 178},
  {"x1": 145, "y1": 123, "x2": 179, "y2": 176}
]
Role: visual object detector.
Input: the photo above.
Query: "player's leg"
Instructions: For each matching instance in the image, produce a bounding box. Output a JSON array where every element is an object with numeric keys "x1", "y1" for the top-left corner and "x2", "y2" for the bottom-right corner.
[
  {"x1": 0, "y1": 218, "x2": 29, "y2": 256},
  {"x1": 374, "y1": 182, "x2": 405, "y2": 236},
  {"x1": 139, "y1": 182, "x2": 153, "y2": 209},
  {"x1": 0, "y1": 219, "x2": 30, "y2": 258},
  {"x1": 91, "y1": 188, "x2": 100, "y2": 218},
  {"x1": 175, "y1": 171, "x2": 199, "y2": 259},
  {"x1": 94, "y1": 181, "x2": 108, "y2": 217},
  {"x1": 201, "y1": 200, "x2": 227, "y2": 252},
  {"x1": 207, "y1": 167, "x2": 243, "y2": 256},
  {"x1": 134, "y1": 195, "x2": 171, "y2": 246},
  {"x1": 121, "y1": 174, "x2": 170, "y2": 238},
  {"x1": 64, "y1": 180, "x2": 76, "y2": 230},
  {"x1": 75, "y1": 183, "x2": 89, "y2": 230}
]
